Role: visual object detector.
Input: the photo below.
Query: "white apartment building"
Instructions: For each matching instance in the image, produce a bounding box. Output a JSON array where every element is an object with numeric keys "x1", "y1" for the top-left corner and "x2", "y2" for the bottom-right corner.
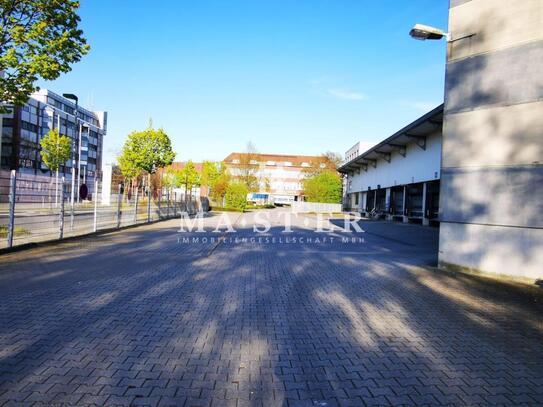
[{"x1": 224, "y1": 153, "x2": 328, "y2": 204}]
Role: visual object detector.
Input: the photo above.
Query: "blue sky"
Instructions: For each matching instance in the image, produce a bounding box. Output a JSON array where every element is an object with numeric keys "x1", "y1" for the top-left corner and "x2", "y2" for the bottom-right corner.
[{"x1": 38, "y1": 0, "x2": 449, "y2": 165}]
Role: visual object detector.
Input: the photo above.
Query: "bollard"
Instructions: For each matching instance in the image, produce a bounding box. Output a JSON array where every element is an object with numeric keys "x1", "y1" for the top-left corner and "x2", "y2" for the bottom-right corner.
[
  {"x1": 59, "y1": 177, "x2": 65, "y2": 239},
  {"x1": 93, "y1": 180, "x2": 99, "y2": 232},
  {"x1": 116, "y1": 184, "x2": 122, "y2": 228},
  {"x1": 166, "y1": 190, "x2": 170, "y2": 218},
  {"x1": 133, "y1": 187, "x2": 139, "y2": 224},
  {"x1": 70, "y1": 167, "x2": 75, "y2": 229},
  {"x1": 157, "y1": 189, "x2": 161, "y2": 219},
  {"x1": 147, "y1": 187, "x2": 151, "y2": 223},
  {"x1": 6, "y1": 170, "x2": 16, "y2": 248}
]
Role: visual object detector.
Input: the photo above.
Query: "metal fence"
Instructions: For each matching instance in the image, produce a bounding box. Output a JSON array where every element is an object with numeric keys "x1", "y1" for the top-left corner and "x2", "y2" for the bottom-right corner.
[
  {"x1": 291, "y1": 201, "x2": 343, "y2": 213},
  {"x1": 0, "y1": 170, "x2": 209, "y2": 249}
]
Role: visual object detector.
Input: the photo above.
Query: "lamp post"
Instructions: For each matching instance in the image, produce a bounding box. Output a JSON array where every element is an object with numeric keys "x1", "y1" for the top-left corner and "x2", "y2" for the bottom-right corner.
[{"x1": 62, "y1": 93, "x2": 79, "y2": 206}]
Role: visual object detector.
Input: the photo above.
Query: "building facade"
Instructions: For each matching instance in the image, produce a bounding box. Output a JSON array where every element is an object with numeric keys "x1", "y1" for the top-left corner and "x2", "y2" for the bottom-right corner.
[
  {"x1": 0, "y1": 89, "x2": 107, "y2": 196},
  {"x1": 224, "y1": 153, "x2": 328, "y2": 204},
  {"x1": 438, "y1": 0, "x2": 543, "y2": 280},
  {"x1": 339, "y1": 105, "x2": 443, "y2": 226}
]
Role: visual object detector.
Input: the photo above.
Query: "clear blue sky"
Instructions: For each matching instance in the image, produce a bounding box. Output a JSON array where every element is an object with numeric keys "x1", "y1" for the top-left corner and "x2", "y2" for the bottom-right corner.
[{"x1": 38, "y1": 0, "x2": 449, "y2": 165}]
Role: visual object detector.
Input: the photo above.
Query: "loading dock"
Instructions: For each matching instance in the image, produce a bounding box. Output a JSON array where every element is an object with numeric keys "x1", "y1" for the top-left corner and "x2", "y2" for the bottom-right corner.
[{"x1": 340, "y1": 104, "x2": 443, "y2": 227}]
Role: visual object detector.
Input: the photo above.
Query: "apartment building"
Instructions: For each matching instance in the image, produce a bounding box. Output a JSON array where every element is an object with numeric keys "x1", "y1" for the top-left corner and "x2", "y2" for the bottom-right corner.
[
  {"x1": 224, "y1": 153, "x2": 328, "y2": 204},
  {"x1": 0, "y1": 89, "x2": 107, "y2": 196}
]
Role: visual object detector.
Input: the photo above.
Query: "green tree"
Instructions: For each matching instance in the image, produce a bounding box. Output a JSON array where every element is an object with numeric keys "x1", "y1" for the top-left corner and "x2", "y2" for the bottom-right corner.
[
  {"x1": 210, "y1": 174, "x2": 229, "y2": 206},
  {"x1": 236, "y1": 142, "x2": 259, "y2": 191},
  {"x1": 40, "y1": 128, "x2": 71, "y2": 172},
  {"x1": 118, "y1": 126, "x2": 175, "y2": 183},
  {"x1": 201, "y1": 161, "x2": 228, "y2": 198},
  {"x1": 0, "y1": 0, "x2": 90, "y2": 111},
  {"x1": 302, "y1": 170, "x2": 342, "y2": 203},
  {"x1": 39, "y1": 128, "x2": 71, "y2": 205},
  {"x1": 225, "y1": 182, "x2": 248, "y2": 211},
  {"x1": 179, "y1": 160, "x2": 200, "y2": 200},
  {"x1": 161, "y1": 168, "x2": 183, "y2": 188}
]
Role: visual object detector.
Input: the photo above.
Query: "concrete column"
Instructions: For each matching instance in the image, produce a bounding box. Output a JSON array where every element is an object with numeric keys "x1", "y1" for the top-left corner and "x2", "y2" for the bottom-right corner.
[
  {"x1": 0, "y1": 109, "x2": 3, "y2": 166},
  {"x1": 402, "y1": 185, "x2": 408, "y2": 223},
  {"x1": 385, "y1": 188, "x2": 392, "y2": 220},
  {"x1": 422, "y1": 182, "x2": 429, "y2": 226},
  {"x1": 361, "y1": 192, "x2": 367, "y2": 214}
]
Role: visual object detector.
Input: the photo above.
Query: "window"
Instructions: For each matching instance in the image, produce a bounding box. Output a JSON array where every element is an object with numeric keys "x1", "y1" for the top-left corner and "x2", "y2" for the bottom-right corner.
[
  {"x1": 319, "y1": 163, "x2": 326, "y2": 168},
  {"x1": 232, "y1": 159, "x2": 240, "y2": 164},
  {"x1": 301, "y1": 162, "x2": 309, "y2": 167},
  {"x1": 250, "y1": 159, "x2": 258, "y2": 165},
  {"x1": 266, "y1": 161, "x2": 276, "y2": 166},
  {"x1": 64, "y1": 105, "x2": 74, "y2": 115},
  {"x1": 284, "y1": 161, "x2": 292, "y2": 166}
]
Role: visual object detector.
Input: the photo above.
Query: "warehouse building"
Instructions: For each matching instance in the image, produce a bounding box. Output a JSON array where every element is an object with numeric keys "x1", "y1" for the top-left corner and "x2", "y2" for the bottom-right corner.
[{"x1": 339, "y1": 104, "x2": 443, "y2": 226}]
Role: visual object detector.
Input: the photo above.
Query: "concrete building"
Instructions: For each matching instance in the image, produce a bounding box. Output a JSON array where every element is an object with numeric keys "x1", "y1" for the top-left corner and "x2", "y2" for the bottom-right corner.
[
  {"x1": 438, "y1": 0, "x2": 543, "y2": 281},
  {"x1": 339, "y1": 105, "x2": 443, "y2": 226},
  {"x1": 0, "y1": 89, "x2": 107, "y2": 196},
  {"x1": 224, "y1": 153, "x2": 329, "y2": 204}
]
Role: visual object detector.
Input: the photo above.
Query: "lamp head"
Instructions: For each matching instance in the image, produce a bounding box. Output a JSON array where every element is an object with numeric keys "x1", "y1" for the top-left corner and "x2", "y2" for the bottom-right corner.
[{"x1": 409, "y1": 24, "x2": 448, "y2": 41}]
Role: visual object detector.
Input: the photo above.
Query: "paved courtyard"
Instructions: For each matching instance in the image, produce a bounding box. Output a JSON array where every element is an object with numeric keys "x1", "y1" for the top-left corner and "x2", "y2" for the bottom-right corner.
[{"x1": 0, "y1": 209, "x2": 542, "y2": 406}]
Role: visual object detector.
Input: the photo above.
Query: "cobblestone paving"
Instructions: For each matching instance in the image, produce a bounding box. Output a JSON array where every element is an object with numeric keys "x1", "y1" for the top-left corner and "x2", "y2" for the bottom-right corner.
[{"x1": 0, "y1": 210, "x2": 542, "y2": 406}]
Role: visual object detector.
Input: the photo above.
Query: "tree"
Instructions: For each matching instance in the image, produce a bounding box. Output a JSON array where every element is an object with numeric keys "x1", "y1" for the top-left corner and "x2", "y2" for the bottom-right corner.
[
  {"x1": 161, "y1": 168, "x2": 183, "y2": 189},
  {"x1": 39, "y1": 128, "x2": 71, "y2": 205},
  {"x1": 236, "y1": 142, "x2": 259, "y2": 191},
  {"x1": 0, "y1": 0, "x2": 90, "y2": 111},
  {"x1": 302, "y1": 170, "x2": 342, "y2": 203},
  {"x1": 303, "y1": 151, "x2": 343, "y2": 176},
  {"x1": 210, "y1": 174, "x2": 229, "y2": 206},
  {"x1": 201, "y1": 161, "x2": 229, "y2": 198},
  {"x1": 225, "y1": 182, "x2": 248, "y2": 211},
  {"x1": 40, "y1": 129, "x2": 71, "y2": 172},
  {"x1": 322, "y1": 151, "x2": 343, "y2": 169},
  {"x1": 179, "y1": 160, "x2": 200, "y2": 200},
  {"x1": 118, "y1": 126, "x2": 175, "y2": 184}
]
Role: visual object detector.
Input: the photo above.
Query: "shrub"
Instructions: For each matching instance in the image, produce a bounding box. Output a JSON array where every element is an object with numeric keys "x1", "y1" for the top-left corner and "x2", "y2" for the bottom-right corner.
[
  {"x1": 302, "y1": 170, "x2": 342, "y2": 203},
  {"x1": 225, "y1": 182, "x2": 249, "y2": 210}
]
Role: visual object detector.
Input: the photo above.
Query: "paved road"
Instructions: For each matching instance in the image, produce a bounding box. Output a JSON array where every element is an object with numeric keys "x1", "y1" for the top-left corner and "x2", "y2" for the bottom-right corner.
[{"x1": 0, "y1": 209, "x2": 541, "y2": 406}]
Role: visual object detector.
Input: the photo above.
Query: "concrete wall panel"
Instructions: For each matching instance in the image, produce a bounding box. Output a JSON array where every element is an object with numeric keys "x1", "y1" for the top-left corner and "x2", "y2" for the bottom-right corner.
[
  {"x1": 347, "y1": 133, "x2": 441, "y2": 193},
  {"x1": 445, "y1": 40, "x2": 543, "y2": 113},
  {"x1": 440, "y1": 166, "x2": 543, "y2": 228},
  {"x1": 442, "y1": 102, "x2": 543, "y2": 167},
  {"x1": 449, "y1": 0, "x2": 543, "y2": 61},
  {"x1": 439, "y1": 222, "x2": 543, "y2": 281}
]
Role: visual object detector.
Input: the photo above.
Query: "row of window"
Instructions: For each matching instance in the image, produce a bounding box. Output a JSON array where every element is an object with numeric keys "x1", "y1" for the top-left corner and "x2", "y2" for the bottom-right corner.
[
  {"x1": 231, "y1": 159, "x2": 324, "y2": 168},
  {"x1": 46, "y1": 96, "x2": 101, "y2": 127}
]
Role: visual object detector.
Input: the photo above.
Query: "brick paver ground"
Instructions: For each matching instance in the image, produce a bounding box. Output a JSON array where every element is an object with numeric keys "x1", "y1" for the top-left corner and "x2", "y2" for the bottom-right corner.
[{"x1": 0, "y1": 210, "x2": 542, "y2": 406}]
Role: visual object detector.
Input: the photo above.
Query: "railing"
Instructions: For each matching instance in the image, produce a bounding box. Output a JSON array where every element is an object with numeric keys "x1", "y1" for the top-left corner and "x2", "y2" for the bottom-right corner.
[{"x1": 0, "y1": 170, "x2": 208, "y2": 249}]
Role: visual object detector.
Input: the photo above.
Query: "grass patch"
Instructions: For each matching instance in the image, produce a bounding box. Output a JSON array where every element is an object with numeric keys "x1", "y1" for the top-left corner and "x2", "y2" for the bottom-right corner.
[
  {"x1": 0, "y1": 225, "x2": 31, "y2": 238},
  {"x1": 210, "y1": 206, "x2": 245, "y2": 213},
  {"x1": 246, "y1": 204, "x2": 276, "y2": 210}
]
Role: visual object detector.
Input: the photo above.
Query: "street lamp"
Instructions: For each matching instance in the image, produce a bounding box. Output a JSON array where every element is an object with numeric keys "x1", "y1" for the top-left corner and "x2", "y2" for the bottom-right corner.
[
  {"x1": 409, "y1": 24, "x2": 450, "y2": 41},
  {"x1": 62, "y1": 93, "x2": 79, "y2": 205}
]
